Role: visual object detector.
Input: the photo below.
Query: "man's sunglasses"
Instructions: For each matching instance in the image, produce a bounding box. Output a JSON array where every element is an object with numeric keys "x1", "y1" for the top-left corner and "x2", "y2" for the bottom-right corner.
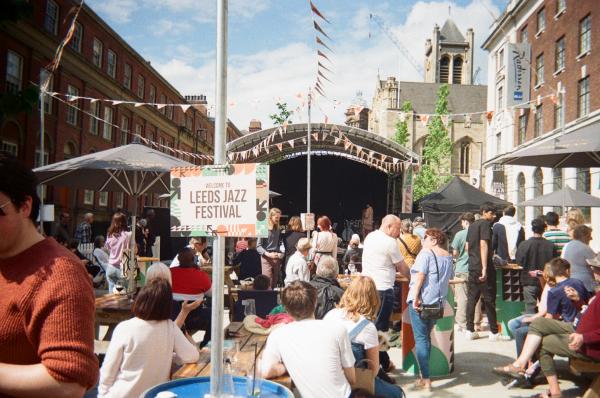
[{"x1": 0, "y1": 200, "x2": 12, "y2": 216}]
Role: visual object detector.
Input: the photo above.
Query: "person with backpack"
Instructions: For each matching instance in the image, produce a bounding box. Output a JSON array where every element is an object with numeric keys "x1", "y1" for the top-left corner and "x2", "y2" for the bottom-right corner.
[
  {"x1": 325, "y1": 276, "x2": 405, "y2": 397},
  {"x1": 397, "y1": 219, "x2": 422, "y2": 267},
  {"x1": 310, "y1": 256, "x2": 344, "y2": 319}
]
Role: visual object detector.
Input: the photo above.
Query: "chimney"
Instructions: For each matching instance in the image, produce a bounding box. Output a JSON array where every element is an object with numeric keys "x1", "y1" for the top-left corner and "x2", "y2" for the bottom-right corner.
[
  {"x1": 248, "y1": 119, "x2": 262, "y2": 133},
  {"x1": 185, "y1": 94, "x2": 208, "y2": 115}
]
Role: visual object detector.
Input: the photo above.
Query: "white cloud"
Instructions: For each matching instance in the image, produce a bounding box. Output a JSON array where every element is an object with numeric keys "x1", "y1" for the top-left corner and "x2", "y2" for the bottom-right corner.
[
  {"x1": 145, "y1": 0, "x2": 270, "y2": 23},
  {"x1": 152, "y1": 19, "x2": 194, "y2": 37},
  {"x1": 153, "y1": 1, "x2": 499, "y2": 131},
  {"x1": 89, "y1": 0, "x2": 138, "y2": 24}
]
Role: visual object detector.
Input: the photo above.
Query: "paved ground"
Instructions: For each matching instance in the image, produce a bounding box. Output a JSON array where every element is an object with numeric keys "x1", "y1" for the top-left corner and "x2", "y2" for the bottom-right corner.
[{"x1": 388, "y1": 325, "x2": 590, "y2": 397}]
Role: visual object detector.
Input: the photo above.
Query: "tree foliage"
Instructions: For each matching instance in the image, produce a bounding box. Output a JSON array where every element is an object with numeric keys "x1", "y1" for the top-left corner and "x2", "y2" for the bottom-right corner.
[
  {"x1": 394, "y1": 100, "x2": 413, "y2": 147},
  {"x1": 413, "y1": 84, "x2": 453, "y2": 200},
  {"x1": 269, "y1": 102, "x2": 293, "y2": 126}
]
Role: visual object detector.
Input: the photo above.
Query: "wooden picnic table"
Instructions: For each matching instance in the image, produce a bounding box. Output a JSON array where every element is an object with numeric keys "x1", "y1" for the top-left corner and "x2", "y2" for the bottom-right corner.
[
  {"x1": 95, "y1": 293, "x2": 133, "y2": 341},
  {"x1": 172, "y1": 322, "x2": 292, "y2": 389}
]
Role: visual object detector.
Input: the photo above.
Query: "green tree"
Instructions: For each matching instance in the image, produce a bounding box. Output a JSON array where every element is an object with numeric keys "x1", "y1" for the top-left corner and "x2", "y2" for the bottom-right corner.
[
  {"x1": 394, "y1": 100, "x2": 412, "y2": 147},
  {"x1": 413, "y1": 84, "x2": 453, "y2": 200},
  {"x1": 269, "y1": 102, "x2": 293, "y2": 126}
]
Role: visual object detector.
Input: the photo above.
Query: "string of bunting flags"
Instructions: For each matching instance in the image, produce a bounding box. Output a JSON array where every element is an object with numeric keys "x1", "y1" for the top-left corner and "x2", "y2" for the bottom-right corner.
[
  {"x1": 226, "y1": 123, "x2": 415, "y2": 173},
  {"x1": 47, "y1": 90, "x2": 214, "y2": 161},
  {"x1": 310, "y1": 1, "x2": 333, "y2": 98}
]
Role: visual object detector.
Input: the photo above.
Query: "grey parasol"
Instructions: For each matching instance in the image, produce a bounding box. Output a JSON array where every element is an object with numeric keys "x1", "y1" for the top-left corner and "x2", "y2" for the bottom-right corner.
[{"x1": 519, "y1": 186, "x2": 600, "y2": 208}]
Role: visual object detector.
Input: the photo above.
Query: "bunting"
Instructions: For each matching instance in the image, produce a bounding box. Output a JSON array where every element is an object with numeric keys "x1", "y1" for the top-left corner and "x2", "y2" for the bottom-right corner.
[
  {"x1": 310, "y1": 1, "x2": 334, "y2": 97},
  {"x1": 310, "y1": 1, "x2": 330, "y2": 23},
  {"x1": 314, "y1": 21, "x2": 331, "y2": 39}
]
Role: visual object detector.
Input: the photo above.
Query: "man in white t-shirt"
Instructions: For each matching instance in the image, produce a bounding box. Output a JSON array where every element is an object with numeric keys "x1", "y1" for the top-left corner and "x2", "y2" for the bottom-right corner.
[
  {"x1": 362, "y1": 214, "x2": 410, "y2": 331},
  {"x1": 260, "y1": 281, "x2": 356, "y2": 398}
]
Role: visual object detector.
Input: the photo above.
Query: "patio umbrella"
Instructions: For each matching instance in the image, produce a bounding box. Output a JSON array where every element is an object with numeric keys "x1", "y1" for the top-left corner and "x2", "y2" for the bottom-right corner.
[
  {"x1": 502, "y1": 121, "x2": 600, "y2": 168},
  {"x1": 34, "y1": 141, "x2": 195, "y2": 291},
  {"x1": 519, "y1": 186, "x2": 600, "y2": 208}
]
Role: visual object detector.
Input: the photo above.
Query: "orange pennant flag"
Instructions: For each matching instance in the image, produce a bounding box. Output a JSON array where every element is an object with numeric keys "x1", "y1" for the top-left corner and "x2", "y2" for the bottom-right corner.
[{"x1": 310, "y1": 1, "x2": 330, "y2": 23}]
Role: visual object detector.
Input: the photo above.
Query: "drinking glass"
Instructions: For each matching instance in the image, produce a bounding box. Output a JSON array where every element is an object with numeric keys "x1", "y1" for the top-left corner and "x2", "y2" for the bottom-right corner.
[{"x1": 243, "y1": 299, "x2": 256, "y2": 317}]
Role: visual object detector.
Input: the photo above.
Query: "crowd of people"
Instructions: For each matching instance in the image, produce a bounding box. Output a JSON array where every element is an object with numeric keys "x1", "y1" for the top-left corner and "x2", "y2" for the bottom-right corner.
[{"x1": 1, "y1": 149, "x2": 599, "y2": 398}]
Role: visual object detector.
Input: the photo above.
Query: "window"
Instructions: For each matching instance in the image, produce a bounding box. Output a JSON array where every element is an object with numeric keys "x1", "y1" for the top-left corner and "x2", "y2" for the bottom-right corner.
[
  {"x1": 497, "y1": 85, "x2": 503, "y2": 109},
  {"x1": 40, "y1": 69, "x2": 53, "y2": 114},
  {"x1": 554, "y1": 97, "x2": 563, "y2": 129},
  {"x1": 534, "y1": 105, "x2": 543, "y2": 137},
  {"x1": 1, "y1": 140, "x2": 18, "y2": 156},
  {"x1": 556, "y1": 0, "x2": 566, "y2": 15},
  {"x1": 115, "y1": 192, "x2": 124, "y2": 209},
  {"x1": 577, "y1": 168, "x2": 591, "y2": 222},
  {"x1": 579, "y1": 15, "x2": 591, "y2": 55},
  {"x1": 120, "y1": 115, "x2": 129, "y2": 145},
  {"x1": 533, "y1": 167, "x2": 543, "y2": 219},
  {"x1": 149, "y1": 85, "x2": 156, "y2": 104},
  {"x1": 459, "y1": 142, "x2": 470, "y2": 175},
  {"x1": 98, "y1": 192, "x2": 108, "y2": 207},
  {"x1": 517, "y1": 173, "x2": 526, "y2": 224},
  {"x1": 159, "y1": 94, "x2": 166, "y2": 114},
  {"x1": 34, "y1": 149, "x2": 49, "y2": 168},
  {"x1": 439, "y1": 56, "x2": 449, "y2": 83},
  {"x1": 496, "y1": 132, "x2": 502, "y2": 155},
  {"x1": 521, "y1": 26, "x2": 528, "y2": 43},
  {"x1": 123, "y1": 63, "x2": 132, "y2": 89},
  {"x1": 518, "y1": 113, "x2": 527, "y2": 145},
  {"x1": 555, "y1": 36, "x2": 565, "y2": 72},
  {"x1": 6, "y1": 51, "x2": 23, "y2": 94},
  {"x1": 92, "y1": 38, "x2": 103, "y2": 68},
  {"x1": 552, "y1": 168, "x2": 563, "y2": 215},
  {"x1": 137, "y1": 75, "x2": 145, "y2": 99},
  {"x1": 537, "y1": 7, "x2": 546, "y2": 34},
  {"x1": 452, "y1": 56, "x2": 463, "y2": 84},
  {"x1": 102, "y1": 106, "x2": 113, "y2": 140},
  {"x1": 107, "y1": 50, "x2": 116, "y2": 78},
  {"x1": 135, "y1": 124, "x2": 143, "y2": 138},
  {"x1": 63, "y1": 142, "x2": 77, "y2": 160},
  {"x1": 578, "y1": 77, "x2": 590, "y2": 118},
  {"x1": 83, "y1": 190, "x2": 94, "y2": 205},
  {"x1": 535, "y1": 54, "x2": 544, "y2": 86},
  {"x1": 89, "y1": 101, "x2": 99, "y2": 135},
  {"x1": 44, "y1": 0, "x2": 59, "y2": 35},
  {"x1": 69, "y1": 22, "x2": 83, "y2": 52},
  {"x1": 166, "y1": 101, "x2": 173, "y2": 120},
  {"x1": 66, "y1": 85, "x2": 79, "y2": 125}
]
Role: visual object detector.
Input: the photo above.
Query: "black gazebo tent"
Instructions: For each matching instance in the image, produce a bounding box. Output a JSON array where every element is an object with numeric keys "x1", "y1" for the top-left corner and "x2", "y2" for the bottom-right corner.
[{"x1": 419, "y1": 176, "x2": 511, "y2": 238}]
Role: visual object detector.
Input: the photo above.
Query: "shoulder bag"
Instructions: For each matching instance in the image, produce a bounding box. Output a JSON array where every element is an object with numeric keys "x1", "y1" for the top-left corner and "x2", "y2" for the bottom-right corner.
[
  {"x1": 418, "y1": 250, "x2": 445, "y2": 320},
  {"x1": 398, "y1": 236, "x2": 417, "y2": 257}
]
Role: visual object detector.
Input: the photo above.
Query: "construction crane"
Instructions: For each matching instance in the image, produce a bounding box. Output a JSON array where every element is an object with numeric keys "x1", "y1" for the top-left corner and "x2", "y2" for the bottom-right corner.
[
  {"x1": 473, "y1": 66, "x2": 482, "y2": 85},
  {"x1": 369, "y1": 13, "x2": 424, "y2": 79}
]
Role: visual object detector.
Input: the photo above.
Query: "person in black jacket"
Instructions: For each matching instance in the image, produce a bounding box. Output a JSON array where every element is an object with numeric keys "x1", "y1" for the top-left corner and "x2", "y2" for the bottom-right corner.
[
  {"x1": 515, "y1": 218, "x2": 554, "y2": 314},
  {"x1": 310, "y1": 257, "x2": 344, "y2": 319},
  {"x1": 232, "y1": 238, "x2": 262, "y2": 280}
]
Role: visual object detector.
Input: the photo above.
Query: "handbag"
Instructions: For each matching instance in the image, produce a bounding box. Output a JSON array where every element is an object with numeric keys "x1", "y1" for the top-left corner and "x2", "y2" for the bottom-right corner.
[
  {"x1": 418, "y1": 251, "x2": 444, "y2": 320},
  {"x1": 348, "y1": 318, "x2": 376, "y2": 394}
]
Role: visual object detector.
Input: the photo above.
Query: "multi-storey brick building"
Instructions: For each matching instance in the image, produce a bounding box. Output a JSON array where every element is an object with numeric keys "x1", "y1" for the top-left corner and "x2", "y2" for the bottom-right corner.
[
  {"x1": 482, "y1": 0, "x2": 599, "y2": 248},
  {"x1": 1, "y1": 0, "x2": 241, "y2": 229}
]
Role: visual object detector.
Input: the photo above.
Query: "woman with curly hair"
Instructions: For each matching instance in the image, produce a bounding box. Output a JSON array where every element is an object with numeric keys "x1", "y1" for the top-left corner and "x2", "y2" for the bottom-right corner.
[{"x1": 325, "y1": 276, "x2": 404, "y2": 397}]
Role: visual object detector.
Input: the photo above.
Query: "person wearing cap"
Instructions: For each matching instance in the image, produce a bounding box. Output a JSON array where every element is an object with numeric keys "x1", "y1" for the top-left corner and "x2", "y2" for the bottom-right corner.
[
  {"x1": 515, "y1": 218, "x2": 554, "y2": 314},
  {"x1": 170, "y1": 237, "x2": 209, "y2": 268},
  {"x1": 284, "y1": 238, "x2": 312, "y2": 285},
  {"x1": 412, "y1": 217, "x2": 426, "y2": 241}
]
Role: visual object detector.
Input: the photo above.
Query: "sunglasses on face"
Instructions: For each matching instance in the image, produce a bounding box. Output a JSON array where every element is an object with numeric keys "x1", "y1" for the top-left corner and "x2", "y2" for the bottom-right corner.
[{"x1": 0, "y1": 200, "x2": 12, "y2": 216}]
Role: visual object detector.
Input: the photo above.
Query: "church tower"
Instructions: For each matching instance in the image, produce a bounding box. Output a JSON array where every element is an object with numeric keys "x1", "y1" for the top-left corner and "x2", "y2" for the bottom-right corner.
[{"x1": 424, "y1": 19, "x2": 474, "y2": 85}]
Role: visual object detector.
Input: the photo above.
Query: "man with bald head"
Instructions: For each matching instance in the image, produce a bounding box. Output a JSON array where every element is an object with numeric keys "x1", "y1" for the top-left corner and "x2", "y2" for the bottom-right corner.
[{"x1": 362, "y1": 214, "x2": 410, "y2": 331}]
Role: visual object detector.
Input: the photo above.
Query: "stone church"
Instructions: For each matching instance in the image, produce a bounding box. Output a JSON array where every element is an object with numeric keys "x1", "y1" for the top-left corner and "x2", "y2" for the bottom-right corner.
[{"x1": 360, "y1": 19, "x2": 487, "y2": 187}]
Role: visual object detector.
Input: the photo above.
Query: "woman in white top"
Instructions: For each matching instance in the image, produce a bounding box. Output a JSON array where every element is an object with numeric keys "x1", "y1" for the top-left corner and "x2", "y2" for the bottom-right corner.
[
  {"x1": 324, "y1": 276, "x2": 404, "y2": 398},
  {"x1": 99, "y1": 278, "x2": 199, "y2": 398},
  {"x1": 104, "y1": 212, "x2": 132, "y2": 293},
  {"x1": 311, "y1": 216, "x2": 338, "y2": 271},
  {"x1": 284, "y1": 237, "x2": 312, "y2": 285}
]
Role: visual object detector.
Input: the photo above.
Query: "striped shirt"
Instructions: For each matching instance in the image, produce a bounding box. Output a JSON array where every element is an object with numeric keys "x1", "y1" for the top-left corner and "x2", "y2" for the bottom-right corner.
[{"x1": 543, "y1": 228, "x2": 571, "y2": 257}]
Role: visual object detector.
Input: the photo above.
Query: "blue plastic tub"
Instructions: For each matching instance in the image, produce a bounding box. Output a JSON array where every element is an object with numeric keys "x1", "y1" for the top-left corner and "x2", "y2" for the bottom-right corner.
[{"x1": 142, "y1": 376, "x2": 293, "y2": 398}]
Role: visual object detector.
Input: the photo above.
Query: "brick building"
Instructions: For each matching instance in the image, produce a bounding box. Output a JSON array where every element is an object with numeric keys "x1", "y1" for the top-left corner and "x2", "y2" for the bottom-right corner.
[
  {"x1": 1, "y1": 0, "x2": 241, "y2": 229},
  {"x1": 482, "y1": 0, "x2": 599, "y2": 248}
]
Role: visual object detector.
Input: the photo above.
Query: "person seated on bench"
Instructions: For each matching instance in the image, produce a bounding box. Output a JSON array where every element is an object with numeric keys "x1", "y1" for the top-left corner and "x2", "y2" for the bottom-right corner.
[
  {"x1": 170, "y1": 247, "x2": 212, "y2": 347},
  {"x1": 495, "y1": 258, "x2": 600, "y2": 398},
  {"x1": 233, "y1": 275, "x2": 279, "y2": 321}
]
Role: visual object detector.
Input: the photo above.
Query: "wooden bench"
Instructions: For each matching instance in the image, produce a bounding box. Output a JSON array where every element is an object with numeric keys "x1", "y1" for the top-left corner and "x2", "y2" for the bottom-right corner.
[
  {"x1": 570, "y1": 358, "x2": 600, "y2": 398},
  {"x1": 172, "y1": 322, "x2": 292, "y2": 389}
]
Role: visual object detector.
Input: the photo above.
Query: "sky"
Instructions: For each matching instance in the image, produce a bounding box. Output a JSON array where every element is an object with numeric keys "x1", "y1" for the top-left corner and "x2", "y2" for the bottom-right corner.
[{"x1": 86, "y1": 0, "x2": 508, "y2": 131}]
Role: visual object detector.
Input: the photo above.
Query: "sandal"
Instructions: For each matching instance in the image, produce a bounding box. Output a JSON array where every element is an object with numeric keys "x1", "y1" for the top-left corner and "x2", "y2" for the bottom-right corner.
[
  {"x1": 492, "y1": 363, "x2": 525, "y2": 379},
  {"x1": 412, "y1": 379, "x2": 432, "y2": 392}
]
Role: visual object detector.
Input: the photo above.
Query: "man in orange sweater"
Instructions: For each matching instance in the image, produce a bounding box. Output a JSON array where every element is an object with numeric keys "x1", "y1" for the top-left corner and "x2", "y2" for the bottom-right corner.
[{"x1": 0, "y1": 153, "x2": 98, "y2": 397}]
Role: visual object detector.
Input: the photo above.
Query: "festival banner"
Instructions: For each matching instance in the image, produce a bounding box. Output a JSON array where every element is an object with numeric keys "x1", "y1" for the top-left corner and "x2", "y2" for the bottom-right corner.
[
  {"x1": 169, "y1": 164, "x2": 269, "y2": 238},
  {"x1": 506, "y1": 42, "x2": 531, "y2": 106},
  {"x1": 401, "y1": 165, "x2": 414, "y2": 214}
]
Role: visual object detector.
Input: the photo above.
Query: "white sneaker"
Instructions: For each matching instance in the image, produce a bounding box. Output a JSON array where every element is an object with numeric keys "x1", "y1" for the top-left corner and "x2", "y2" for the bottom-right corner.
[
  {"x1": 489, "y1": 332, "x2": 511, "y2": 341},
  {"x1": 465, "y1": 331, "x2": 480, "y2": 340}
]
